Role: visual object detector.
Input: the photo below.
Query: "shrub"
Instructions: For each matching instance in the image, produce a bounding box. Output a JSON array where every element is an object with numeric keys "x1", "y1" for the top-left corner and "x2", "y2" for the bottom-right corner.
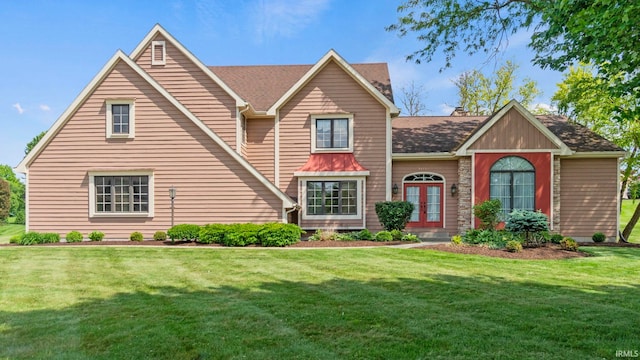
[
  {"x1": 592, "y1": 232, "x2": 606, "y2": 243},
  {"x1": 356, "y1": 229, "x2": 373, "y2": 241},
  {"x1": 153, "y1": 231, "x2": 167, "y2": 241},
  {"x1": 198, "y1": 224, "x2": 227, "y2": 244},
  {"x1": 402, "y1": 233, "x2": 420, "y2": 242},
  {"x1": 375, "y1": 201, "x2": 414, "y2": 231},
  {"x1": 18, "y1": 231, "x2": 41, "y2": 245},
  {"x1": 390, "y1": 229, "x2": 404, "y2": 241},
  {"x1": 505, "y1": 210, "x2": 549, "y2": 247},
  {"x1": 505, "y1": 240, "x2": 523, "y2": 253},
  {"x1": 130, "y1": 232, "x2": 144, "y2": 242},
  {"x1": 167, "y1": 224, "x2": 201, "y2": 242},
  {"x1": 9, "y1": 234, "x2": 22, "y2": 244},
  {"x1": 88, "y1": 231, "x2": 105, "y2": 241},
  {"x1": 374, "y1": 230, "x2": 393, "y2": 242},
  {"x1": 473, "y1": 199, "x2": 502, "y2": 230},
  {"x1": 258, "y1": 223, "x2": 303, "y2": 247},
  {"x1": 560, "y1": 237, "x2": 579, "y2": 251},
  {"x1": 462, "y1": 229, "x2": 513, "y2": 249},
  {"x1": 550, "y1": 233, "x2": 564, "y2": 244},
  {"x1": 221, "y1": 223, "x2": 261, "y2": 247},
  {"x1": 41, "y1": 233, "x2": 60, "y2": 244},
  {"x1": 451, "y1": 234, "x2": 463, "y2": 245},
  {"x1": 14, "y1": 210, "x2": 25, "y2": 225},
  {"x1": 336, "y1": 233, "x2": 355, "y2": 241},
  {"x1": 65, "y1": 231, "x2": 83, "y2": 243},
  {"x1": 308, "y1": 229, "x2": 338, "y2": 241}
]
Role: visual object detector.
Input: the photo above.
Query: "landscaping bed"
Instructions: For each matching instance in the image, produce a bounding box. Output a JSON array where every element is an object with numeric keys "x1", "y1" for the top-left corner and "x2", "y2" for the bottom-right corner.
[
  {"x1": 1, "y1": 239, "x2": 414, "y2": 247},
  {"x1": 418, "y1": 243, "x2": 590, "y2": 260}
]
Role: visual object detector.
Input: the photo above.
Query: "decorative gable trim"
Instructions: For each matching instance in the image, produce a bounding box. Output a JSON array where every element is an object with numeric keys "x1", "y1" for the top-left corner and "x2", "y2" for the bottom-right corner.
[
  {"x1": 16, "y1": 51, "x2": 296, "y2": 209},
  {"x1": 455, "y1": 100, "x2": 573, "y2": 156},
  {"x1": 266, "y1": 49, "x2": 400, "y2": 116},
  {"x1": 130, "y1": 24, "x2": 247, "y2": 108}
]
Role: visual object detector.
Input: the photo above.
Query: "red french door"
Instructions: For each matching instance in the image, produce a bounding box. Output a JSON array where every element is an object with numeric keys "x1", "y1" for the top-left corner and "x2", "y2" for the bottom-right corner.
[{"x1": 404, "y1": 183, "x2": 443, "y2": 228}]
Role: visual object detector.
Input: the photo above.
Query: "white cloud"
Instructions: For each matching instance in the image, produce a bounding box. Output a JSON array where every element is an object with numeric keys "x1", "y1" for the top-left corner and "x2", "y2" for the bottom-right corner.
[
  {"x1": 439, "y1": 103, "x2": 455, "y2": 115},
  {"x1": 12, "y1": 103, "x2": 24, "y2": 114},
  {"x1": 532, "y1": 102, "x2": 557, "y2": 113},
  {"x1": 39, "y1": 104, "x2": 51, "y2": 111},
  {"x1": 251, "y1": 0, "x2": 331, "y2": 42}
]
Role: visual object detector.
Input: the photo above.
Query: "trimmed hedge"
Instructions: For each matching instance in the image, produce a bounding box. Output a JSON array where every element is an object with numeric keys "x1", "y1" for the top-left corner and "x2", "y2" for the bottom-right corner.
[
  {"x1": 198, "y1": 222, "x2": 303, "y2": 247},
  {"x1": 130, "y1": 232, "x2": 144, "y2": 242},
  {"x1": 258, "y1": 223, "x2": 303, "y2": 247},
  {"x1": 375, "y1": 201, "x2": 414, "y2": 231},
  {"x1": 18, "y1": 231, "x2": 61, "y2": 245},
  {"x1": 65, "y1": 231, "x2": 83, "y2": 243},
  {"x1": 167, "y1": 224, "x2": 201, "y2": 242},
  {"x1": 88, "y1": 231, "x2": 104, "y2": 241}
]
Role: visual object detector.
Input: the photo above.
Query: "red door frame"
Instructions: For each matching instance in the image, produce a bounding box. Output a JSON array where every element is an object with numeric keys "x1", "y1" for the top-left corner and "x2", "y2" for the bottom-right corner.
[{"x1": 404, "y1": 183, "x2": 444, "y2": 228}]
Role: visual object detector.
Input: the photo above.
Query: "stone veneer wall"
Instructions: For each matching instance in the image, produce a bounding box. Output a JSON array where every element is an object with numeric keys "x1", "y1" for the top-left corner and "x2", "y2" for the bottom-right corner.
[
  {"x1": 553, "y1": 156, "x2": 561, "y2": 232},
  {"x1": 457, "y1": 157, "x2": 472, "y2": 233}
]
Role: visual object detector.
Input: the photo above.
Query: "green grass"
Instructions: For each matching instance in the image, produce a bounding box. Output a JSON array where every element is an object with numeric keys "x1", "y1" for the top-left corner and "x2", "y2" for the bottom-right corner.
[
  {"x1": 0, "y1": 247, "x2": 638, "y2": 359},
  {"x1": 621, "y1": 199, "x2": 640, "y2": 243},
  {"x1": 0, "y1": 218, "x2": 24, "y2": 244}
]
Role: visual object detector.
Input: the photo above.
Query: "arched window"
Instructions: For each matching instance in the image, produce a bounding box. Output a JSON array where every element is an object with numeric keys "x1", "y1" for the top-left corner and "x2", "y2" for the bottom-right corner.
[{"x1": 490, "y1": 156, "x2": 535, "y2": 217}]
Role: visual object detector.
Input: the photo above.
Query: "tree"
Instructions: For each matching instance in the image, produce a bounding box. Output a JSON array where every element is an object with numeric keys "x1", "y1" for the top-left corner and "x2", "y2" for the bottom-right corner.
[
  {"x1": 387, "y1": 0, "x2": 640, "y2": 100},
  {"x1": 399, "y1": 81, "x2": 427, "y2": 116},
  {"x1": 453, "y1": 61, "x2": 541, "y2": 115},
  {"x1": 552, "y1": 64, "x2": 639, "y2": 240},
  {"x1": 25, "y1": 130, "x2": 46, "y2": 155},
  {"x1": 0, "y1": 179, "x2": 10, "y2": 223},
  {"x1": 0, "y1": 165, "x2": 25, "y2": 221}
]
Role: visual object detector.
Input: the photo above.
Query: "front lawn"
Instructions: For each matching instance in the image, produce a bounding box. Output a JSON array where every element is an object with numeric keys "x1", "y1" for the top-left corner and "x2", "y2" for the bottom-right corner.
[
  {"x1": 0, "y1": 246, "x2": 638, "y2": 359},
  {"x1": 0, "y1": 218, "x2": 24, "y2": 244},
  {"x1": 621, "y1": 199, "x2": 640, "y2": 243}
]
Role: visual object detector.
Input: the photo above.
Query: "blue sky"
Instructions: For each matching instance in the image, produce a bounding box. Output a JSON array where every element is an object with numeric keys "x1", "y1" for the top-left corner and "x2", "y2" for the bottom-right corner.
[{"x1": 0, "y1": 0, "x2": 563, "y2": 169}]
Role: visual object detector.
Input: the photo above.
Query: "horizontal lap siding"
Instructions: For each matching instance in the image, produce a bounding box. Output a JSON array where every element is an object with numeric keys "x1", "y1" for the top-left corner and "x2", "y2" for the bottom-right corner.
[
  {"x1": 279, "y1": 61, "x2": 387, "y2": 230},
  {"x1": 391, "y1": 160, "x2": 459, "y2": 235},
  {"x1": 28, "y1": 61, "x2": 281, "y2": 239},
  {"x1": 246, "y1": 119, "x2": 275, "y2": 182},
  {"x1": 136, "y1": 35, "x2": 238, "y2": 149},
  {"x1": 560, "y1": 158, "x2": 618, "y2": 239},
  {"x1": 470, "y1": 108, "x2": 558, "y2": 150}
]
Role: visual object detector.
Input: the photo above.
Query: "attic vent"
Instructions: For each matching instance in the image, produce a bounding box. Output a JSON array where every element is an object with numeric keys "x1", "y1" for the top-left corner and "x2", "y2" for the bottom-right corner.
[{"x1": 151, "y1": 40, "x2": 166, "y2": 65}]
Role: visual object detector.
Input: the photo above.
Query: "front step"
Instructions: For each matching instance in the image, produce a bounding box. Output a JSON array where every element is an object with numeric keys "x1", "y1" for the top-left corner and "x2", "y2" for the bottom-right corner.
[{"x1": 412, "y1": 231, "x2": 451, "y2": 242}]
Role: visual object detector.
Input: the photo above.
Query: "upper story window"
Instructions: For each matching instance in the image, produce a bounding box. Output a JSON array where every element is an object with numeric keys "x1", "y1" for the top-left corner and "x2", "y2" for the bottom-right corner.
[
  {"x1": 106, "y1": 99, "x2": 135, "y2": 139},
  {"x1": 151, "y1": 40, "x2": 166, "y2": 65},
  {"x1": 490, "y1": 156, "x2": 535, "y2": 218},
  {"x1": 311, "y1": 114, "x2": 354, "y2": 153}
]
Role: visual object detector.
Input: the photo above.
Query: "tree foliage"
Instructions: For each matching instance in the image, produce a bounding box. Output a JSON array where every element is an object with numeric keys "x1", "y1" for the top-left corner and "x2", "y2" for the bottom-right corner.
[
  {"x1": 0, "y1": 165, "x2": 24, "y2": 219},
  {"x1": 25, "y1": 131, "x2": 46, "y2": 156},
  {"x1": 453, "y1": 61, "x2": 540, "y2": 115},
  {"x1": 387, "y1": 0, "x2": 640, "y2": 100},
  {"x1": 399, "y1": 81, "x2": 427, "y2": 116},
  {"x1": 0, "y1": 179, "x2": 10, "y2": 223}
]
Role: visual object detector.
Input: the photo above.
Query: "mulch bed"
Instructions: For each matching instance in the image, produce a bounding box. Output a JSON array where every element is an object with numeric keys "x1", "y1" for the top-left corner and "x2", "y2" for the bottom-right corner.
[
  {"x1": 416, "y1": 243, "x2": 590, "y2": 260},
  {"x1": 1, "y1": 240, "x2": 412, "y2": 248}
]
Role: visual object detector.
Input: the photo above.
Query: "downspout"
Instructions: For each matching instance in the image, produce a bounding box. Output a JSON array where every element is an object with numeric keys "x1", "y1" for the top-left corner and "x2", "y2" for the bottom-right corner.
[{"x1": 284, "y1": 204, "x2": 301, "y2": 224}]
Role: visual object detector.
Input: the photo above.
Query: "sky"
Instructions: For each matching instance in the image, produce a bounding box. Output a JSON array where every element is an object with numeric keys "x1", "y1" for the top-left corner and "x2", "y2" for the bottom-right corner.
[{"x1": 0, "y1": 0, "x2": 564, "y2": 169}]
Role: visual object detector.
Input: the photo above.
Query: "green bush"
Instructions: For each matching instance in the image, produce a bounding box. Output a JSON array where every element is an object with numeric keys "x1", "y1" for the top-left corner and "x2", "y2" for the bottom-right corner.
[
  {"x1": 505, "y1": 210, "x2": 549, "y2": 247},
  {"x1": 374, "y1": 230, "x2": 393, "y2": 242},
  {"x1": 560, "y1": 237, "x2": 579, "y2": 251},
  {"x1": 550, "y1": 233, "x2": 564, "y2": 244},
  {"x1": 401, "y1": 233, "x2": 420, "y2": 242},
  {"x1": 592, "y1": 232, "x2": 606, "y2": 243},
  {"x1": 9, "y1": 234, "x2": 22, "y2": 244},
  {"x1": 65, "y1": 231, "x2": 83, "y2": 243},
  {"x1": 258, "y1": 223, "x2": 303, "y2": 247},
  {"x1": 375, "y1": 201, "x2": 414, "y2": 231},
  {"x1": 462, "y1": 229, "x2": 515, "y2": 249},
  {"x1": 336, "y1": 232, "x2": 355, "y2": 241},
  {"x1": 451, "y1": 234, "x2": 463, "y2": 245},
  {"x1": 19, "y1": 231, "x2": 42, "y2": 245},
  {"x1": 167, "y1": 224, "x2": 201, "y2": 242},
  {"x1": 41, "y1": 233, "x2": 60, "y2": 244},
  {"x1": 390, "y1": 229, "x2": 403, "y2": 241},
  {"x1": 14, "y1": 210, "x2": 25, "y2": 225},
  {"x1": 505, "y1": 240, "x2": 523, "y2": 253},
  {"x1": 88, "y1": 231, "x2": 104, "y2": 241},
  {"x1": 473, "y1": 199, "x2": 502, "y2": 230},
  {"x1": 308, "y1": 229, "x2": 338, "y2": 241},
  {"x1": 130, "y1": 232, "x2": 144, "y2": 242},
  {"x1": 153, "y1": 231, "x2": 167, "y2": 241},
  {"x1": 220, "y1": 223, "x2": 261, "y2": 247},
  {"x1": 198, "y1": 224, "x2": 228, "y2": 244},
  {"x1": 356, "y1": 229, "x2": 373, "y2": 240}
]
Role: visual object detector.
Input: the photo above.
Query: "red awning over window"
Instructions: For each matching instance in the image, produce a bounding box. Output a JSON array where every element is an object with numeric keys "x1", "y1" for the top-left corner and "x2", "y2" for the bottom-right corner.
[{"x1": 295, "y1": 153, "x2": 368, "y2": 173}]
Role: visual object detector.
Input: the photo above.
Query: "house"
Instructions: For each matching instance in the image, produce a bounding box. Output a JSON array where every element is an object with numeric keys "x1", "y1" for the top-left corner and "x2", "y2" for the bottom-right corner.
[{"x1": 16, "y1": 25, "x2": 624, "y2": 241}]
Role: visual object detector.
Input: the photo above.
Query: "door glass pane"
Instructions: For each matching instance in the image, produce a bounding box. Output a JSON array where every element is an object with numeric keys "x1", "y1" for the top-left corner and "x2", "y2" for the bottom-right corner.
[
  {"x1": 427, "y1": 186, "x2": 441, "y2": 222},
  {"x1": 406, "y1": 186, "x2": 420, "y2": 222}
]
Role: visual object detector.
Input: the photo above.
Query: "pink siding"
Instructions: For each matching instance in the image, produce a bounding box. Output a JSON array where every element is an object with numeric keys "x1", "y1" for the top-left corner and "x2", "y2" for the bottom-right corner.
[
  {"x1": 246, "y1": 118, "x2": 275, "y2": 182},
  {"x1": 27, "y1": 61, "x2": 282, "y2": 239},
  {"x1": 470, "y1": 108, "x2": 559, "y2": 150},
  {"x1": 560, "y1": 158, "x2": 618, "y2": 240},
  {"x1": 392, "y1": 160, "x2": 459, "y2": 235},
  {"x1": 135, "y1": 35, "x2": 239, "y2": 149},
  {"x1": 278, "y1": 60, "x2": 388, "y2": 230}
]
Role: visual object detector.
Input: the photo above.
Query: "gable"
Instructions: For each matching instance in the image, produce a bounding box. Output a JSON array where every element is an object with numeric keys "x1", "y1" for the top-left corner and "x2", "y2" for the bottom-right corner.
[{"x1": 469, "y1": 107, "x2": 560, "y2": 150}]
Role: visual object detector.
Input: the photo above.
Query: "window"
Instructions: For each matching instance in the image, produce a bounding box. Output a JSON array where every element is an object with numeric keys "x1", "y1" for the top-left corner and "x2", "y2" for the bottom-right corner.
[
  {"x1": 307, "y1": 180, "x2": 357, "y2": 215},
  {"x1": 490, "y1": 156, "x2": 535, "y2": 218},
  {"x1": 151, "y1": 40, "x2": 166, "y2": 65},
  {"x1": 89, "y1": 171, "x2": 153, "y2": 217},
  {"x1": 311, "y1": 115, "x2": 354, "y2": 153},
  {"x1": 106, "y1": 99, "x2": 135, "y2": 139}
]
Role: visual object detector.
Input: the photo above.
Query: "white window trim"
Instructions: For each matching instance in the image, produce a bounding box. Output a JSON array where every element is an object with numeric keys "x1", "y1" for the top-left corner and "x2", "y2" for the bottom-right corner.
[
  {"x1": 311, "y1": 114, "x2": 354, "y2": 153},
  {"x1": 299, "y1": 176, "x2": 365, "y2": 220},
  {"x1": 88, "y1": 170, "x2": 154, "y2": 218},
  {"x1": 151, "y1": 40, "x2": 166, "y2": 65},
  {"x1": 106, "y1": 99, "x2": 135, "y2": 139}
]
